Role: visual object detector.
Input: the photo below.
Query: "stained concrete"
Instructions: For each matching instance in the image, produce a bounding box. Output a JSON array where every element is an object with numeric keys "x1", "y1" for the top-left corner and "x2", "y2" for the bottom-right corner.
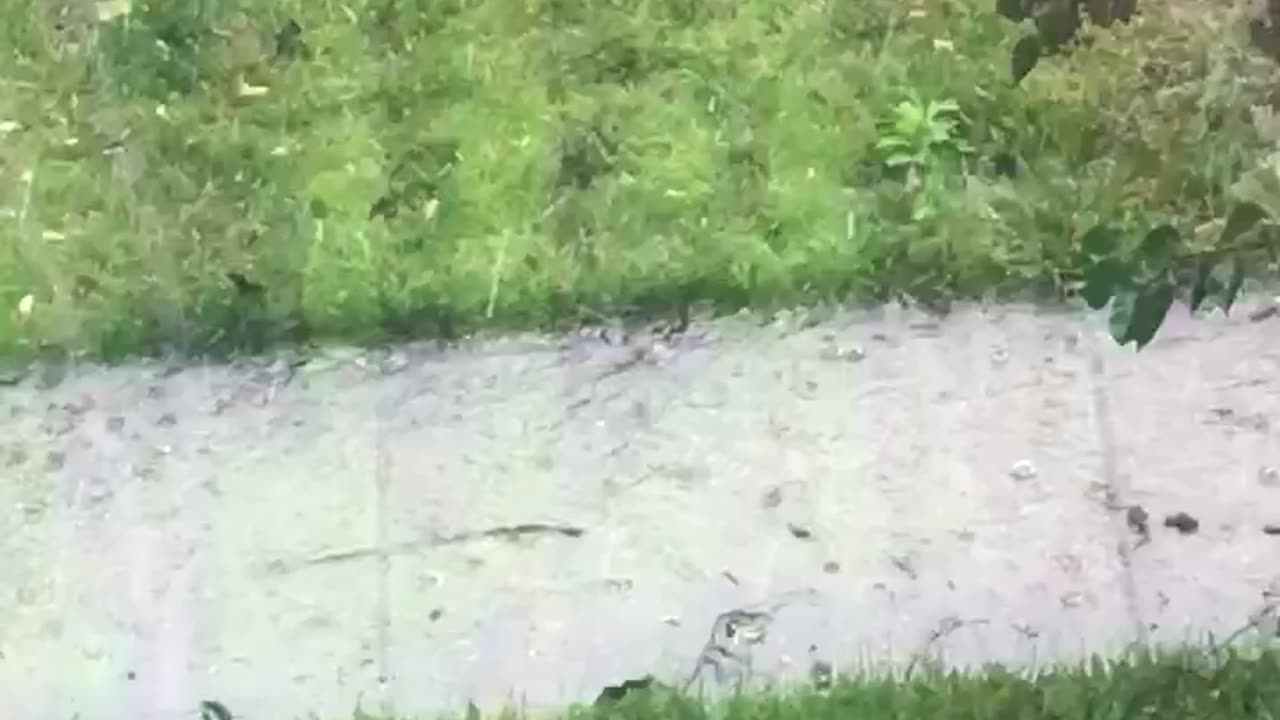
[{"x1": 1, "y1": 302, "x2": 1278, "y2": 720}]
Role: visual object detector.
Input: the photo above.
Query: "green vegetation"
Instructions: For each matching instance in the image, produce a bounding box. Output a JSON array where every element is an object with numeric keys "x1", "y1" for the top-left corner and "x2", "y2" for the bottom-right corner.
[
  {"x1": 996, "y1": 0, "x2": 1280, "y2": 348},
  {"x1": 207, "y1": 646, "x2": 1280, "y2": 720},
  {"x1": 562, "y1": 648, "x2": 1280, "y2": 720},
  {"x1": 2, "y1": 0, "x2": 1277, "y2": 362}
]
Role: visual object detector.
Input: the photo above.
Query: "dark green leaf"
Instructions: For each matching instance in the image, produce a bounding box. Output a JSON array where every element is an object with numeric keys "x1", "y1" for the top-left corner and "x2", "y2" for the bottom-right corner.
[
  {"x1": 1111, "y1": 0, "x2": 1138, "y2": 23},
  {"x1": 1136, "y1": 224, "x2": 1179, "y2": 276},
  {"x1": 1082, "y1": 257, "x2": 1125, "y2": 310},
  {"x1": 1220, "y1": 201, "x2": 1268, "y2": 248},
  {"x1": 466, "y1": 702, "x2": 481, "y2": 720},
  {"x1": 1035, "y1": 0, "x2": 1083, "y2": 50},
  {"x1": 1080, "y1": 224, "x2": 1117, "y2": 259},
  {"x1": 1126, "y1": 279, "x2": 1175, "y2": 350},
  {"x1": 1222, "y1": 255, "x2": 1245, "y2": 315},
  {"x1": 1085, "y1": 0, "x2": 1113, "y2": 26},
  {"x1": 1109, "y1": 289, "x2": 1136, "y2": 345},
  {"x1": 1011, "y1": 34, "x2": 1042, "y2": 84},
  {"x1": 1189, "y1": 258, "x2": 1217, "y2": 313},
  {"x1": 997, "y1": 0, "x2": 1029, "y2": 21}
]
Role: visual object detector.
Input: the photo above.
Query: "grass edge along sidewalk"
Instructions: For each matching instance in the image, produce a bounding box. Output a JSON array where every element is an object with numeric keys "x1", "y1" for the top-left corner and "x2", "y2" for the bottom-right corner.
[
  {"x1": 2, "y1": 0, "x2": 1274, "y2": 365},
  {"x1": 194, "y1": 644, "x2": 1280, "y2": 720}
]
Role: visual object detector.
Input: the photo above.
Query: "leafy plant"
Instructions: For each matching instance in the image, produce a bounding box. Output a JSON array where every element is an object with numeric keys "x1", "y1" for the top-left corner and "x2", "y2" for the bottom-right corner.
[
  {"x1": 875, "y1": 95, "x2": 973, "y2": 220},
  {"x1": 995, "y1": 0, "x2": 1280, "y2": 348}
]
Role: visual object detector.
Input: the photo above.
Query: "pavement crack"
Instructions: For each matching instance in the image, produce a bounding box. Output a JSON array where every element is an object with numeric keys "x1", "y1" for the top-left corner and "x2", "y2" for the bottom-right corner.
[{"x1": 1088, "y1": 344, "x2": 1148, "y2": 646}]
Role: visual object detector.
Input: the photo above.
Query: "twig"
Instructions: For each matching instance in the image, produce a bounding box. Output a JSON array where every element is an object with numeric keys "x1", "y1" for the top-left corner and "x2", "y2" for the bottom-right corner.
[
  {"x1": 278, "y1": 522, "x2": 587, "y2": 572},
  {"x1": 681, "y1": 589, "x2": 819, "y2": 696},
  {"x1": 1207, "y1": 598, "x2": 1280, "y2": 654}
]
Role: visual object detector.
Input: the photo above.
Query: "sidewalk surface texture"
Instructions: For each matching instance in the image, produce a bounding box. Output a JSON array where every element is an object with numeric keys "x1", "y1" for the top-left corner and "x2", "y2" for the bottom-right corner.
[{"x1": 2, "y1": 301, "x2": 1279, "y2": 720}]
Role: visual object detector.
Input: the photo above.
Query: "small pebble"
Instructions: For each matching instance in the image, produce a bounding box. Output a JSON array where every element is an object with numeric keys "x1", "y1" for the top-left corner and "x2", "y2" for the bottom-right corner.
[
  {"x1": 1261, "y1": 466, "x2": 1280, "y2": 488},
  {"x1": 1059, "y1": 591, "x2": 1088, "y2": 608},
  {"x1": 1263, "y1": 524, "x2": 1280, "y2": 536},
  {"x1": 822, "y1": 561, "x2": 840, "y2": 574},
  {"x1": 820, "y1": 344, "x2": 865, "y2": 362},
  {"x1": 1009, "y1": 459, "x2": 1037, "y2": 481}
]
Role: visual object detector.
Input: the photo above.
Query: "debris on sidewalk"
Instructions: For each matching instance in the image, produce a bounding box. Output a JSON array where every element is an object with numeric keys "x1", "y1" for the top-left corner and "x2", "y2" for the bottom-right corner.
[
  {"x1": 1126, "y1": 505, "x2": 1150, "y2": 537},
  {"x1": 761, "y1": 486, "x2": 783, "y2": 508},
  {"x1": 1009, "y1": 459, "x2": 1037, "y2": 481},
  {"x1": 787, "y1": 522, "x2": 813, "y2": 540},
  {"x1": 1164, "y1": 512, "x2": 1199, "y2": 535},
  {"x1": 594, "y1": 675, "x2": 661, "y2": 705}
]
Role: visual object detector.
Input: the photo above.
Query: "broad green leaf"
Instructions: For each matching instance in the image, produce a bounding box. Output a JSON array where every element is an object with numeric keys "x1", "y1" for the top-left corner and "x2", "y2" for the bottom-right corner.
[
  {"x1": 1219, "y1": 202, "x2": 1268, "y2": 248},
  {"x1": 1126, "y1": 279, "x2": 1175, "y2": 350},
  {"x1": 1082, "y1": 257, "x2": 1125, "y2": 310},
  {"x1": 1189, "y1": 257, "x2": 1217, "y2": 313},
  {"x1": 1011, "y1": 35, "x2": 1042, "y2": 84},
  {"x1": 1136, "y1": 224, "x2": 1179, "y2": 276},
  {"x1": 1084, "y1": 0, "x2": 1113, "y2": 27},
  {"x1": 1080, "y1": 224, "x2": 1117, "y2": 259},
  {"x1": 997, "y1": 0, "x2": 1029, "y2": 22},
  {"x1": 1229, "y1": 153, "x2": 1280, "y2": 220},
  {"x1": 1036, "y1": 0, "x2": 1082, "y2": 49},
  {"x1": 1109, "y1": 289, "x2": 1136, "y2": 345}
]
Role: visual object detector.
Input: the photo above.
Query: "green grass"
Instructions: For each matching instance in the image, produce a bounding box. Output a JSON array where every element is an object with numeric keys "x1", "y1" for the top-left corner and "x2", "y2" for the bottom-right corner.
[
  {"x1": 1, "y1": 0, "x2": 1276, "y2": 362},
  {"x1": 335, "y1": 646, "x2": 1280, "y2": 720}
]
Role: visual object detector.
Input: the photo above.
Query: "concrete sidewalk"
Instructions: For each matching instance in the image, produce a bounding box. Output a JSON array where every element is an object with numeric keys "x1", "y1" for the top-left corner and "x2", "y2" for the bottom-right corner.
[{"x1": 1, "y1": 302, "x2": 1278, "y2": 720}]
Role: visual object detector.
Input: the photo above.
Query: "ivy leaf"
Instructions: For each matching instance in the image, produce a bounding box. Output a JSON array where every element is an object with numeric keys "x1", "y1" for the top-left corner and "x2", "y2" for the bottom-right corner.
[{"x1": 1011, "y1": 34, "x2": 1042, "y2": 84}]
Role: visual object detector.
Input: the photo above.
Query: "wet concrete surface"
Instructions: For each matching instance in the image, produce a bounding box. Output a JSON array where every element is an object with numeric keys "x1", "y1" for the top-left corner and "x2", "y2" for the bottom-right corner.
[{"x1": 1, "y1": 301, "x2": 1279, "y2": 720}]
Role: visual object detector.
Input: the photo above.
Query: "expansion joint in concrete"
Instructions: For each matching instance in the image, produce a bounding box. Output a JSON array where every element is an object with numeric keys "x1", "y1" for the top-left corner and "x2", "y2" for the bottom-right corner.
[{"x1": 1087, "y1": 344, "x2": 1148, "y2": 647}]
